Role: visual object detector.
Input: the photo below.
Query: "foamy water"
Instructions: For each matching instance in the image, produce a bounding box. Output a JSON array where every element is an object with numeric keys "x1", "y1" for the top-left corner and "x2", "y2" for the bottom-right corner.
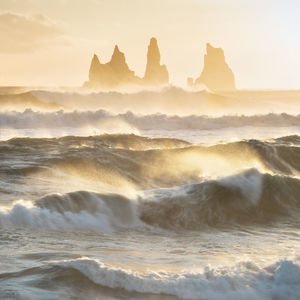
[{"x1": 0, "y1": 89, "x2": 299, "y2": 299}]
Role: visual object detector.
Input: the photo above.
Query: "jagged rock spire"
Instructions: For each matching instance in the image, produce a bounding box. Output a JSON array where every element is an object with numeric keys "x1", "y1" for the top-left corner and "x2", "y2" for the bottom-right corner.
[
  {"x1": 146, "y1": 38, "x2": 160, "y2": 67},
  {"x1": 110, "y1": 44, "x2": 130, "y2": 74},
  {"x1": 144, "y1": 37, "x2": 169, "y2": 85},
  {"x1": 84, "y1": 45, "x2": 138, "y2": 89},
  {"x1": 111, "y1": 45, "x2": 123, "y2": 62},
  {"x1": 194, "y1": 43, "x2": 235, "y2": 91},
  {"x1": 84, "y1": 38, "x2": 169, "y2": 89}
]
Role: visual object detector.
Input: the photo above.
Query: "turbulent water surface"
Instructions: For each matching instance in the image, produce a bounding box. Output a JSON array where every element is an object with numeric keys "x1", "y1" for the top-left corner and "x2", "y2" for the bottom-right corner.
[{"x1": 0, "y1": 88, "x2": 300, "y2": 300}]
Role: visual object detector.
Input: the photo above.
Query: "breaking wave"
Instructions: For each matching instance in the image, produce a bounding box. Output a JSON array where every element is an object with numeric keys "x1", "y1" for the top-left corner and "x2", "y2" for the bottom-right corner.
[
  {"x1": 0, "y1": 192, "x2": 141, "y2": 232},
  {"x1": 0, "y1": 109, "x2": 300, "y2": 131},
  {"x1": 1, "y1": 257, "x2": 300, "y2": 300},
  {"x1": 1, "y1": 134, "x2": 300, "y2": 189},
  {"x1": 140, "y1": 169, "x2": 300, "y2": 229},
  {"x1": 0, "y1": 168, "x2": 300, "y2": 231},
  {"x1": 0, "y1": 134, "x2": 300, "y2": 231}
]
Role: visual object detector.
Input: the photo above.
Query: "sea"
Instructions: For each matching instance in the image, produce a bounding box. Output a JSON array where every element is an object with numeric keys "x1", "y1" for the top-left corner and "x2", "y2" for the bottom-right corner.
[{"x1": 0, "y1": 87, "x2": 299, "y2": 300}]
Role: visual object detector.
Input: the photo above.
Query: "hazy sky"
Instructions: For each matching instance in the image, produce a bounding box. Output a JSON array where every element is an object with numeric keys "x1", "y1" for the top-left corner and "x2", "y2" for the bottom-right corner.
[{"x1": 0, "y1": 0, "x2": 300, "y2": 89}]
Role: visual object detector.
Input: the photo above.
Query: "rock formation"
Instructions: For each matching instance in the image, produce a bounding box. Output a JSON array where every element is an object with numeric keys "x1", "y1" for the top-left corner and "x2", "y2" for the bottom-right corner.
[
  {"x1": 143, "y1": 37, "x2": 169, "y2": 85},
  {"x1": 84, "y1": 38, "x2": 169, "y2": 89},
  {"x1": 192, "y1": 43, "x2": 236, "y2": 91},
  {"x1": 84, "y1": 45, "x2": 140, "y2": 89}
]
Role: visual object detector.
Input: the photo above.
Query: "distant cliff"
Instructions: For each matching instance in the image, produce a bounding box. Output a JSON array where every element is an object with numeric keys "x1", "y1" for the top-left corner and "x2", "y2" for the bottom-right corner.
[
  {"x1": 189, "y1": 43, "x2": 236, "y2": 91},
  {"x1": 84, "y1": 38, "x2": 169, "y2": 89}
]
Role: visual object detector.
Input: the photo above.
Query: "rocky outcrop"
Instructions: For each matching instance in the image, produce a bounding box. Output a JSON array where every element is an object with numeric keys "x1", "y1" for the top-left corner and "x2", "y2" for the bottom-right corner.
[
  {"x1": 84, "y1": 38, "x2": 168, "y2": 90},
  {"x1": 192, "y1": 43, "x2": 236, "y2": 91},
  {"x1": 143, "y1": 37, "x2": 169, "y2": 85},
  {"x1": 84, "y1": 45, "x2": 140, "y2": 89}
]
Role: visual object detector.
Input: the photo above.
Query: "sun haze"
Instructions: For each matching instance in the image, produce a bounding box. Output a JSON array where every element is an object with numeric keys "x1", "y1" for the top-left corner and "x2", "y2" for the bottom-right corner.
[
  {"x1": 1, "y1": 2, "x2": 300, "y2": 300},
  {"x1": 0, "y1": 0, "x2": 300, "y2": 89}
]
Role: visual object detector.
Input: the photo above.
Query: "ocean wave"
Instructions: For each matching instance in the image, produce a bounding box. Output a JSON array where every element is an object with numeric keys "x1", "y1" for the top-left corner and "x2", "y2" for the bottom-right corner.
[
  {"x1": 0, "y1": 92, "x2": 63, "y2": 112},
  {"x1": 1, "y1": 257, "x2": 300, "y2": 300},
  {"x1": 140, "y1": 169, "x2": 300, "y2": 229},
  {"x1": 0, "y1": 168, "x2": 300, "y2": 232},
  {"x1": 57, "y1": 257, "x2": 300, "y2": 300},
  {"x1": 1, "y1": 134, "x2": 299, "y2": 187},
  {"x1": 0, "y1": 109, "x2": 300, "y2": 131},
  {"x1": 0, "y1": 192, "x2": 141, "y2": 232}
]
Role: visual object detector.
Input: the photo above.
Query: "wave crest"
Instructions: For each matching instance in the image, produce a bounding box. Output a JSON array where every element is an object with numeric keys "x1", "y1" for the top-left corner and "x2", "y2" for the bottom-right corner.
[
  {"x1": 0, "y1": 109, "x2": 300, "y2": 132},
  {"x1": 0, "y1": 168, "x2": 300, "y2": 231},
  {"x1": 140, "y1": 169, "x2": 300, "y2": 229},
  {"x1": 2, "y1": 257, "x2": 300, "y2": 300}
]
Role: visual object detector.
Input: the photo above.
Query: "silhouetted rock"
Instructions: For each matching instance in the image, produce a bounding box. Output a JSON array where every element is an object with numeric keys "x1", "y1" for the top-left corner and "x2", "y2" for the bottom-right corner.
[
  {"x1": 84, "y1": 38, "x2": 168, "y2": 90},
  {"x1": 143, "y1": 37, "x2": 169, "y2": 85},
  {"x1": 193, "y1": 43, "x2": 235, "y2": 91},
  {"x1": 109, "y1": 45, "x2": 136, "y2": 82},
  {"x1": 84, "y1": 45, "x2": 140, "y2": 89}
]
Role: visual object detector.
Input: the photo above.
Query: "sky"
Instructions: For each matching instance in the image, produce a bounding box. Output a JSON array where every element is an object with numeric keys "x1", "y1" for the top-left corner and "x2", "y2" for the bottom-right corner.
[{"x1": 0, "y1": 0, "x2": 300, "y2": 89}]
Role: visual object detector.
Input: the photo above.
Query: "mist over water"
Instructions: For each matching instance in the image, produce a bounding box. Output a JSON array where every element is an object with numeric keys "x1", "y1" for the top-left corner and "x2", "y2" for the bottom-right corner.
[{"x1": 0, "y1": 87, "x2": 300, "y2": 300}]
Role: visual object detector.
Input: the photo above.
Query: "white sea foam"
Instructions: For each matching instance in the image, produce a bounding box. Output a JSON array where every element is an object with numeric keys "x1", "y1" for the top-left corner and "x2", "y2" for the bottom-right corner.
[
  {"x1": 0, "y1": 110, "x2": 299, "y2": 131},
  {"x1": 57, "y1": 257, "x2": 300, "y2": 300},
  {"x1": 0, "y1": 110, "x2": 299, "y2": 143},
  {"x1": 0, "y1": 192, "x2": 141, "y2": 232},
  {"x1": 0, "y1": 169, "x2": 299, "y2": 231}
]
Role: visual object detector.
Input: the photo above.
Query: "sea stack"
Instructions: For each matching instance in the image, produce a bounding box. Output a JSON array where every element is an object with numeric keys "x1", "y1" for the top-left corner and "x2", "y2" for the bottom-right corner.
[
  {"x1": 193, "y1": 43, "x2": 236, "y2": 91},
  {"x1": 143, "y1": 37, "x2": 169, "y2": 85},
  {"x1": 84, "y1": 45, "x2": 139, "y2": 89},
  {"x1": 84, "y1": 38, "x2": 168, "y2": 90}
]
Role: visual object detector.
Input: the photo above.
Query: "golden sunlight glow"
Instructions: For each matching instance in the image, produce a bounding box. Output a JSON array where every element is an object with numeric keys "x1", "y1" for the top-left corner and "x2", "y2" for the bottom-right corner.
[{"x1": 1, "y1": 0, "x2": 300, "y2": 89}]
